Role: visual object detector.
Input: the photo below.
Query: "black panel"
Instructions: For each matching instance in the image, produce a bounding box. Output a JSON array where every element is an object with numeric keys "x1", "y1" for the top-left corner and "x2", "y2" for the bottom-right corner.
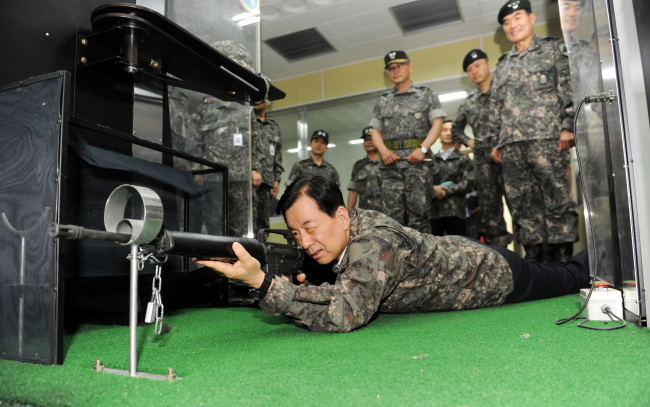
[{"x1": 0, "y1": 71, "x2": 70, "y2": 365}]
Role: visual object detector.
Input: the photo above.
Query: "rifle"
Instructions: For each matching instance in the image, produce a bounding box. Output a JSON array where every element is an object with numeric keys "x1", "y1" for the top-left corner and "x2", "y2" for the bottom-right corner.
[
  {"x1": 48, "y1": 184, "x2": 336, "y2": 284},
  {"x1": 49, "y1": 223, "x2": 313, "y2": 278}
]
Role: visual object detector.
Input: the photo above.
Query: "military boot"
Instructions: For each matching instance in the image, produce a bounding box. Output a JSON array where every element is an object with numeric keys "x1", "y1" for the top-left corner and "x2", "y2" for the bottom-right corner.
[
  {"x1": 550, "y1": 242, "x2": 574, "y2": 264},
  {"x1": 524, "y1": 244, "x2": 544, "y2": 263}
]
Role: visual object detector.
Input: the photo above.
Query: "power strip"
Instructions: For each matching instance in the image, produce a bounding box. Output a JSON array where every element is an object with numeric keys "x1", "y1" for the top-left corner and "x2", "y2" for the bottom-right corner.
[{"x1": 580, "y1": 287, "x2": 623, "y2": 321}]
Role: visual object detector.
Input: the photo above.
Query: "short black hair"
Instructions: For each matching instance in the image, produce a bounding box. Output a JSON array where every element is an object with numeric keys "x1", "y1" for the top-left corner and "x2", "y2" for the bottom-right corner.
[
  {"x1": 277, "y1": 176, "x2": 344, "y2": 219},
  {"x1": 443, "y1": 119, "x2": 454, "y2": 124}
]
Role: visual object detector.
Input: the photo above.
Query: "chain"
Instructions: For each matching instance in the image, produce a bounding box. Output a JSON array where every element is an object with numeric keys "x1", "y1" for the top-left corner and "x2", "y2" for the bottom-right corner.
[{"x1": 140, "y1": 251, "x2": 167, "y2": 335}]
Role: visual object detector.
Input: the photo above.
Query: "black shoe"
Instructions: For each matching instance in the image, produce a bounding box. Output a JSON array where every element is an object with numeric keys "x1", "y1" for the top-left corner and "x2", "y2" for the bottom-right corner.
[
  {"x1": 551, "y1": 243, "x2": 574, "y2": 264},
  {"x1": 524, "y1": 244, "x2": 544, "y2": 262}
]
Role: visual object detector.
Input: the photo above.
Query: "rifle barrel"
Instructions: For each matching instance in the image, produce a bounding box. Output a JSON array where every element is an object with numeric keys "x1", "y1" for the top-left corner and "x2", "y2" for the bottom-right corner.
[{"x1": 49, "y1": 224, "x2": 132, "y2": 244}]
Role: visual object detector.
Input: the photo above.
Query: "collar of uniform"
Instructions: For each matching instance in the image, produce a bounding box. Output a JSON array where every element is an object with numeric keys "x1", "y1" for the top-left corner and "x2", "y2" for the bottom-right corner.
[
  {"x1": 391, "y1": 82, "x2": 418, "y2": 95},
  {"x1": 438, "y1": 147, "x2": 457, "y2": 161},
  {"x1": 510, "y1": 33, "x2": 541, "y2": 56}
]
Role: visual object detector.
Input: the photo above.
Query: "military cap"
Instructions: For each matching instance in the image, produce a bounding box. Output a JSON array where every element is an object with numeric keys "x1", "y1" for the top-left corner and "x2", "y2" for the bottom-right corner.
[
  {"x1": 361, "y1": 126, "x2": 373, "y2": 139},
  {"x1": 211, "y1": 40, "x2": 255, "y2": 72},
  {"x1": 497, "y1": 0, "x2": 532, "y2": 24},
  {"x1": 384, "y1": 50, "x2": 410, "y2": 68},
  {"x1": 462, "y1": 49, "x2": 489, "y2": 72},
  {"x1": 311, "y1": 130, "x2": 329, "y2": 144}
]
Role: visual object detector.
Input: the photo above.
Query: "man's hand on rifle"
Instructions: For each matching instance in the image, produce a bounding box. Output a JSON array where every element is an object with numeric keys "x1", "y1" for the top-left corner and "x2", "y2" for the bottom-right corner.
[{"x1": 194, "y1": 242, "x2": 269, "y2": 290}]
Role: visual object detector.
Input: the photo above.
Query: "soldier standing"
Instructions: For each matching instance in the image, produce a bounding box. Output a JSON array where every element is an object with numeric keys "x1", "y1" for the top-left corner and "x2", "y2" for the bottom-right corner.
[
  {"x1": 286, "y1": 130, "x2": 340, "y2": 187},
  {"x1": 347, "y1": 126, "x2": 382, "y2": 212},
  {"x1": 491, "y1": 0, "x2": 578, "y2": 262},
  {"x1": 369, "y1": 50, "x2": 446, "y2": 234},
  {"x1": 251, "y1": 101, "x2": 284, "y2": 234},
  {"x1": 452, "y1": 49, "x2": 512, "y2": 247},
  {"x1": 189, "y1": 41, "x2": 256, "y2": 238},
  {"x1": 431, "y1": 120, "x2": 475, "y2": 236}
]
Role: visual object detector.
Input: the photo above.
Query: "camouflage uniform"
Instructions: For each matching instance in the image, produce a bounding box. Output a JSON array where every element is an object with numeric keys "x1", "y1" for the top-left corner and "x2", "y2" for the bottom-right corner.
[
  {"x1": 492, "y1": 34, "x2": 578, "y2": 246},
  {"x1": 168, "y1": 87, "x2": 191, "y2": 166},
  {"x1": 452, "y1": 85, "x2": 512, "y2": 246},
  {"x1": 259, "y1": 209, "x2": 514, "y2": 333},
  {"x1": 190, "y1": 100, "x2": 252, "y2": 237},
  {"x1": 369, "y1": 84, "x2": 446, "y2": 234},
  {"x1": 286, "y1": 157, "x2": 340, "y2": 186},
  {"x1": 347, "y1": 156, "x2": 383, "y2": 212},
  {"x1": 431, "y1": 148, "x2": 475, "y2": 234},
  {"x1": 251, "y1": 112, "x2": 284, "y2": 233}
]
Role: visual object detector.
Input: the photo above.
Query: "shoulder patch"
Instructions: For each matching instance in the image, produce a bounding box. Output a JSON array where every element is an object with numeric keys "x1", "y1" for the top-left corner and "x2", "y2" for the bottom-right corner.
[
  {"x1": 558, "y1": 42, "x2": 569, "y2": 57},
  {"x1": 498, "y1": 53, "x2": 508, "y2": 62}
]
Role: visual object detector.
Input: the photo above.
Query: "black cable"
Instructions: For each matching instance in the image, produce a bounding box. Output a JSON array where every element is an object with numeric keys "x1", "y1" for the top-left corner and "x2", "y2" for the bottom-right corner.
[
  {"x1": 577, "y1": 306, "x2": 627, "y2": 330},
  {"x1": 555, "y1": 97, "x2": 598, "y2": 325}
]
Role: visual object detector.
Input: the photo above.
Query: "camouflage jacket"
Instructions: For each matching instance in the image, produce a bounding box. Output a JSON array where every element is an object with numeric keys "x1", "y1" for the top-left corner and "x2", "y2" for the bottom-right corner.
[
  {"x1": 259, "y1": 209, "x2": 514, "y2": 333},
  {"x1": 286, "y1": 157, "x2": 340, "y2": 186},
  {"x1": 492, "y1": 35, "x2": 575, "y2": 148},
  {"x1": 348, "y1": 156, "x2": 382, "y2": 212},
  {"x1": 431, "y1": 149, "x2": 475, "y2": 219},
  {"x1": 451, "y1": 84, "x2": 500, "y2": 157},
  {"x1": 189, "y1": 100, "x2": 250, "y2": 182},
  {"x1": 251, "y1": 113, "x2": 284, "y2": 188}
]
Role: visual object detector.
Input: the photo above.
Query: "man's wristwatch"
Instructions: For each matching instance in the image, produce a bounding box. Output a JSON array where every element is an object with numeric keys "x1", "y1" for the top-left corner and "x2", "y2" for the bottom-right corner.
[
  {"x1": 420, "y1": 146, "x2": 428, "y2": 154},
  {"x1": 249, "y1": 273, "x2": 273, "y2": 301}
]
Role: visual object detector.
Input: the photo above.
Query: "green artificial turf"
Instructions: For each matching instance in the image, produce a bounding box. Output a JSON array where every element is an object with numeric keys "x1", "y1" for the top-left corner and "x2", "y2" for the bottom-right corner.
[{"x1": 1, "y1": 294, "x2": 649, "y2": 407}]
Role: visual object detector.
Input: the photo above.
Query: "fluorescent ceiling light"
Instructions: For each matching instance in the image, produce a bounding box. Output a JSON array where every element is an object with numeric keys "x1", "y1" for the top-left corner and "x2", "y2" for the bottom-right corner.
[
  {"x1": 348, "y1": 139, "x2": 364, "y2": 145},
  {"x1": 287, "y1": 144, "x2": 336, "y2": 153},
  {"x1": 232, "y1": 11, "x2": 260, "y2": 26},
  {"x1": 439, "y1": 91, "x2": 467, "y2": 102}
]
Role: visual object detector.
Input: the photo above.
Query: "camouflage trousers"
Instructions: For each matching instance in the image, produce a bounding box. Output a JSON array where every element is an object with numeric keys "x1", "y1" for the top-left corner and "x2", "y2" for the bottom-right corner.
[
  {"x1": 253, "y1": 184, "x2": 272, "y2": 235},
  {"x1": 500, "y1": 140, "x2": 578, "y2": 245},
  {"x1": 202, "y1": 181, "x2": 253, "y2": 238},
  {"x1": 379, "y1": 162, "x2": 433, "y2": 234},
  {"x1": 474, "y1": 151, "x2": 512, "y2": 247}
]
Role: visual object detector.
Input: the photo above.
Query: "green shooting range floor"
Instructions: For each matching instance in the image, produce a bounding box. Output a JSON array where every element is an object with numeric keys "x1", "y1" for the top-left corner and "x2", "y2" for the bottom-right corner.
[{"x1": 1, "y1": 294, "x2": 649, "y2": 407}]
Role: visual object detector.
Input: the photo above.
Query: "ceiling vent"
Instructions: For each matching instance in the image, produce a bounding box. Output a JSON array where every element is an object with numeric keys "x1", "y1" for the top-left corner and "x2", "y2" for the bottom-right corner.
[
  {"x1": 390, "y1": 0, "x2": 462, "y2": 35},
  {"x1": 265, "y1": 28, "x2": 336, "y2": 61}
]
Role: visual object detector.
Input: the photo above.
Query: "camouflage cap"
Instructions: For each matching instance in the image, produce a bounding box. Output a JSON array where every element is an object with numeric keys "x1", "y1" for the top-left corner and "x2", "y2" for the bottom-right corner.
[
  {"x1": 211, "y1": 40, "x2": 255, "y2": 72},
  {"x1": 497, "y1": 0, "x2": 532, "y2": 24},
  {"x1": 462, "y1": 49, "x2": 488, "y2": 72},
  {"x1": 361, "y1": 126, "x2": 373, "y2": 139}
]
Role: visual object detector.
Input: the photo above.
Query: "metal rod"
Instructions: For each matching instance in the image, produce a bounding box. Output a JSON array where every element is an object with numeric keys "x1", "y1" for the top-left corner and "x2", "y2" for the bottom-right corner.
[{"x1": 128, "y1": 244, "x2": 139, "y2": 376}]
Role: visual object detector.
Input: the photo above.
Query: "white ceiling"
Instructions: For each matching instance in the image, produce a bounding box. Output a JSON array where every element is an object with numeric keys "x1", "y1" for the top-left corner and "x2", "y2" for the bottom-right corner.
[
  {"x1": 260, "y1": 0, "x2": 562, "y2": 151},
  {"x1": 260, "y1": 0, "x2": 561, "y2": 80}
]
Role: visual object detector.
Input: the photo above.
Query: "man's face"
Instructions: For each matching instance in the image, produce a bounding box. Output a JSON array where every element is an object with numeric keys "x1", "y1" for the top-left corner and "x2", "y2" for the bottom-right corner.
[
  {"x1": 560, "y1": 1, "x2": 581, "y2": 34},
  {"x1": 502, "y1": 10, "x2": 536, "y2": 45},
  {"x1": 310, "y1": 136, "x2": 328, "y2": 156},
  {"x1": 386, "y1": 62, "x2": 413, "y2": 86},
  {"x1": 362, "y1": 135, "x2": 377, "y2": 153},
  {"x1": 285, "y1": 195, "x2": 350, "y2": 264},
  {"x1": 466, "y1": 58, "x2": 492, "y2": 86},
  {"x1": 440, "y1": 122, "x2": 453, "y2": 144},
  {"x1": 253, "y1": 102, "x2": 267, "y2": 112}
]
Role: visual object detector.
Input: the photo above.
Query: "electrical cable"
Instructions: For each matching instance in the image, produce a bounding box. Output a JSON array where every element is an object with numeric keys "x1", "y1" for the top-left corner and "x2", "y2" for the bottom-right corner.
[
  {"x1": 554, "y1": 93, "x2": 622, "y2": 328},
  {"x1": 577, "y1": 305, "x2": 627, "y2": 330}
]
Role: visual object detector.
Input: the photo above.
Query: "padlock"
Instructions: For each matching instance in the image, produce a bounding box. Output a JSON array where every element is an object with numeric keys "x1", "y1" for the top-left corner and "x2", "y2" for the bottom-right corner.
[{"x1": 145, "y1": 301, "x2": 158, "y2": 324}]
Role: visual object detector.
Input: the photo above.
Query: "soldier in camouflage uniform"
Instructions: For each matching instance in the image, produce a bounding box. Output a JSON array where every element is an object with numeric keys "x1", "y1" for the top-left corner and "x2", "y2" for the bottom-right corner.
[
  {"x1": 195, "y1": 176, "x2": 589, "y2": 333},
  {"x1": 370, "y1": 50, "x2": 446, "y2": 234},
  {"x1": 286, "y1": 130, "x2": 340, "y2": 186},
  {"x1": 491, "y1": 0, "x2": 578, "y2": 262},
  {"x1": 347, "y1": 126, "x2": 382, "y2": 212},
  {"x1": 431, "y1": 120, "x2": 475, "y2": 236},
  {"x1": 190, "y1": 41, "x2": 256, "y2": 238},
  {"x1": 251, "y1": 101, "x2": 284, "y2": 233},
  {"x1": 452, "y1": 49, "x2": 512, "y2": 247}
]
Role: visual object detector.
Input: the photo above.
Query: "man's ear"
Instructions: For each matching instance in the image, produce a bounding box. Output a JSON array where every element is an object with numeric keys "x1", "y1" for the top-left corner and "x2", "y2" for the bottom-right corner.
[
  {"x1": 336, "y1": 206, "x2": 350, "y2": 230},
  {"x1": 529, "y1": 12, "x2": 537, "y2": 25}
]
